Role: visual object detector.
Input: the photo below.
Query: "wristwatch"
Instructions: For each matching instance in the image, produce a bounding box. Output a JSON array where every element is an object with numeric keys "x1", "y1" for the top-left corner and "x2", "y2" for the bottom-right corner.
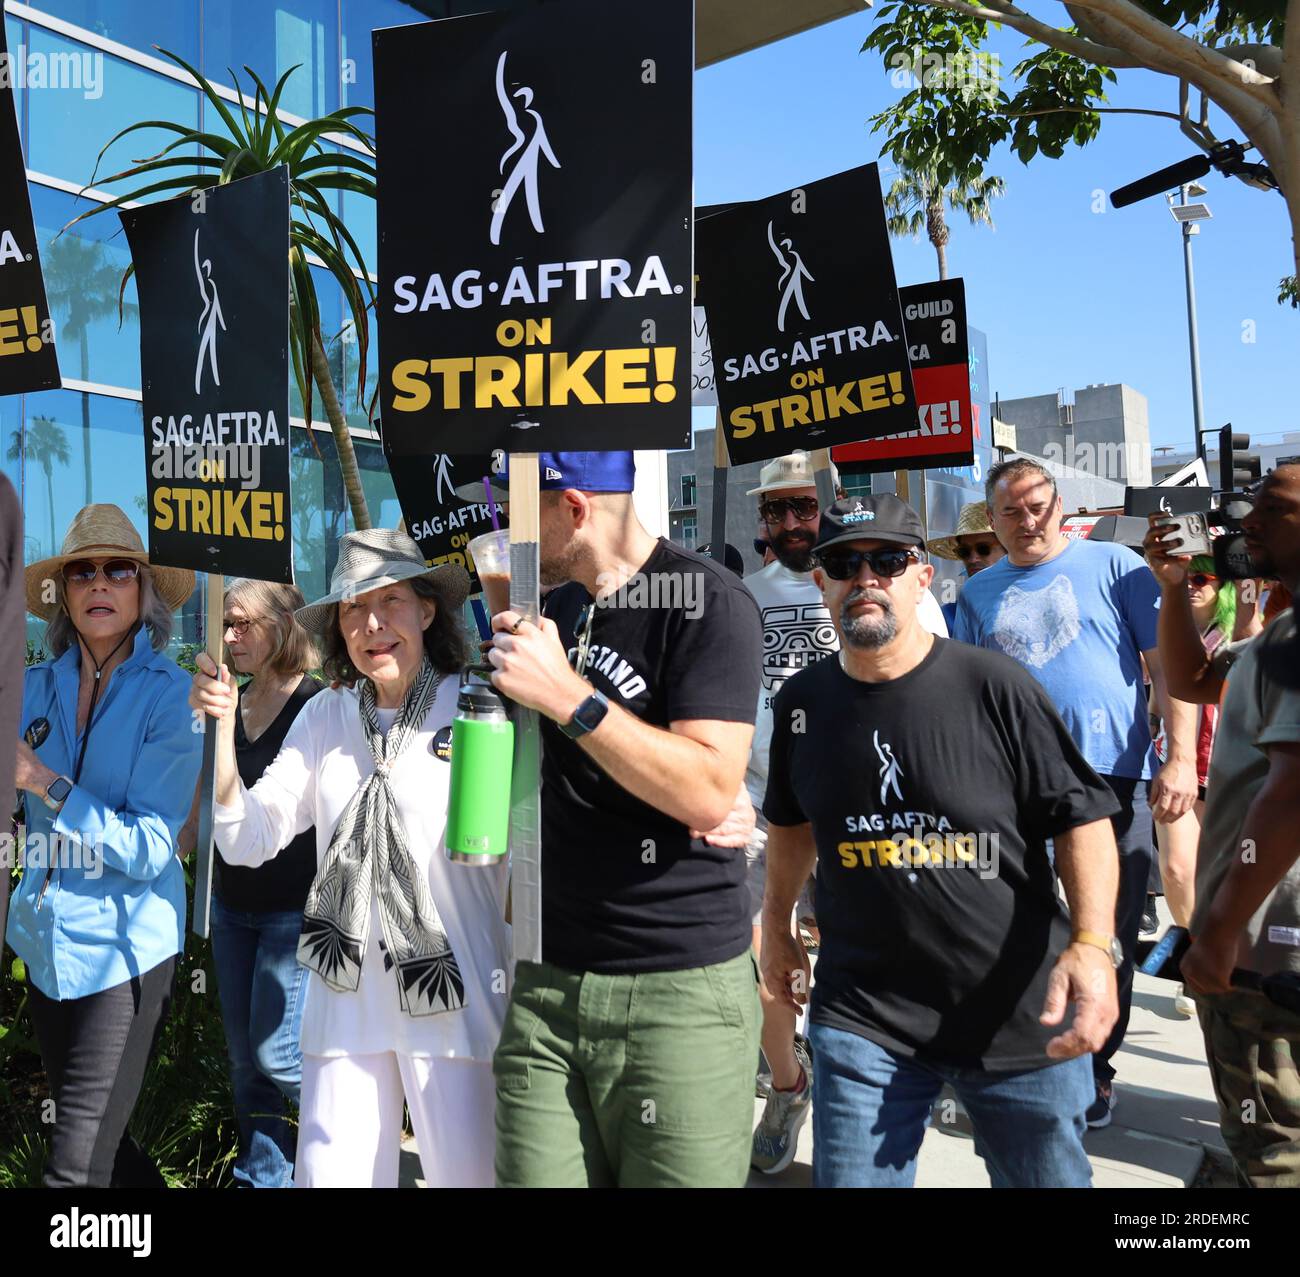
[
  {"x1": 1072, "y1": 929, "x2": 1123, "y2": 969},
  {"x1": 559, "y1": 691, "x2": 609, "y2": 739},
  {"x1": 42, "y1": 775, "x2": 73, "y2": 812}
]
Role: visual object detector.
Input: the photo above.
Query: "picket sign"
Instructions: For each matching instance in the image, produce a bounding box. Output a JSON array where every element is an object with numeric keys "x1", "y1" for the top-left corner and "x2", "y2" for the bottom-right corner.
[
  {"x1": 191, "y1": 572, "x2": 223, "y2": 938},
  {"x1": 506, "y1": 454, "x2": 542, "y2": 963},
  {"x1": 709, "y1": 412, "x2": 728, "y2": 566},
  {"x1": 811, "y1": 448, "x2": 836, "y2": 512}
]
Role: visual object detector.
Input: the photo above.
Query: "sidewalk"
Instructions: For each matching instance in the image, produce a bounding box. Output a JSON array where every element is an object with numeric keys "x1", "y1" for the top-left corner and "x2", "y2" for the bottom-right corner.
[{"x1": 749, "y1": 967, "x2": 1228, "y2": 1189}]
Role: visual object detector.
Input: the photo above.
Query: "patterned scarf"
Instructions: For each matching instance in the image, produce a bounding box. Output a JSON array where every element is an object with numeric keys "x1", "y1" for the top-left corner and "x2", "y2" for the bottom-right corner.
[{"x1": 298, "y1": 659, "x2": 465, "y2": 1017}]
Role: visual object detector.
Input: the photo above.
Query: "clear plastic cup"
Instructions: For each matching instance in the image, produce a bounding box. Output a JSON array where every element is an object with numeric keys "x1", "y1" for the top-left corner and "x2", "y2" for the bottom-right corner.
[{"x1": 469, "y1": 528, "x2": 511, "y2": 615}]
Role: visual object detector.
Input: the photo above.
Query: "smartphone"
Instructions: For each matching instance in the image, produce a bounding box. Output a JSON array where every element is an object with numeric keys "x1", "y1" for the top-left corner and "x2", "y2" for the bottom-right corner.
[{"x1": 1154, "y1": 512, "x2": 1213, "y2": 558}]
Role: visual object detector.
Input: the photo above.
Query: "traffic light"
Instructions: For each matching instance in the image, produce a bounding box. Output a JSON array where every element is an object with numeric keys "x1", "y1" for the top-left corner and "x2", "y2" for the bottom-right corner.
[{"x1": 1218, "y1": 423, "x2": 1261, "y2": 493}]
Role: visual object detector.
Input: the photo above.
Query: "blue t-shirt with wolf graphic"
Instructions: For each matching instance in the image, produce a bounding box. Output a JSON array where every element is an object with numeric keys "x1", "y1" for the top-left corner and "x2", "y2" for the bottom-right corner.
[{"x1": 952, "y1": 537, "x2": 1161, "y2": 780}]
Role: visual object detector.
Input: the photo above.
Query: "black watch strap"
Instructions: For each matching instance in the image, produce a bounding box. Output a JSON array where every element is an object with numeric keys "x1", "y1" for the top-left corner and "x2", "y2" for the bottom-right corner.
[{"x1": 560, "y1": 691, "x2": 609, "y2": 739}]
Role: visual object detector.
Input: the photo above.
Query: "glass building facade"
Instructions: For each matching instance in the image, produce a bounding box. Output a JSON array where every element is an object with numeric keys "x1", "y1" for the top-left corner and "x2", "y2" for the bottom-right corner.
[{"x1": 4, "y1": 1, "x2": 512, "y2": 649}]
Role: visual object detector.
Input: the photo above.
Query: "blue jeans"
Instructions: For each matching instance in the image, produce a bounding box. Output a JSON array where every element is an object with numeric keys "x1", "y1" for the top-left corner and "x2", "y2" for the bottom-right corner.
[
  {"x1": 809, "y1": 1023, "x2": 1093, "y2": 1188},
  {"x1": 211, "y1": 897, "x2": 309, "y2": 1188}
]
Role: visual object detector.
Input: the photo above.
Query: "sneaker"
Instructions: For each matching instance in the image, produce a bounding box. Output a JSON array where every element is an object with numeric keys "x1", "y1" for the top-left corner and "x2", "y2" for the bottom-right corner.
[
  {"x1": 1086, "y1": 1080, "x2": 1116, "y2": 1129},
  {"x1": 1140, "y1": 895, "x2": 1160, "y2": 939},
  {"x1": 751, "y1": 1038, "x2": 813, "y2": 1174},
  {"x1": 1173, "y1": 984, "x2": 1196, "y2": 1017}
]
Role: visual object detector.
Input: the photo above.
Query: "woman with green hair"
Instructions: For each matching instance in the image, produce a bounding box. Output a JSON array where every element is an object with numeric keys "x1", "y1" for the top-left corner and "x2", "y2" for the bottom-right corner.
[{"x1": 1153, "y1": 556, "x2": 1236, "y2": 1015}]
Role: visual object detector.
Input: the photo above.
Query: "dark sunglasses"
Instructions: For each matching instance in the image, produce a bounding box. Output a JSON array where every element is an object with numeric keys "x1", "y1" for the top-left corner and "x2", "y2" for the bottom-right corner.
[
  {"x1": 752, "y1": 539, "x2": 770, "y2": 558},
  {"x1": 815, "y1": 546, "x2": 919, "y2": 581},
  {"x1": 1188, "y1": 573, "x2": 1218, "y2": 589},
  {"x1": 956, "y1": 541, "x2": 998, "y2": 560},
  {"x1": 62, "y1": 558, "x2": 141, "y2": 586},
  {"x1": 760, "y1": 496, "x2": 819, "y2": 524}
]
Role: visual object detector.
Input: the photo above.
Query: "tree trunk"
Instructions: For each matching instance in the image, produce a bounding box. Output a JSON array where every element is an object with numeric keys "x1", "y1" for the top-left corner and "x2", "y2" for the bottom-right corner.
[
  {"x1": 927, "y1": 196, "x2": 949, "y2": 280},
  {"x1": 309, "y1": 332, "x2": 371, "y2": 532}
]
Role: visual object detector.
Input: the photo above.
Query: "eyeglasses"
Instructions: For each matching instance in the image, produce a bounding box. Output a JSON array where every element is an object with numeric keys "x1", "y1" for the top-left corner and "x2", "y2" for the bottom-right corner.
[
  {"x1": 223, "y1": 616, "x2": 265, "y2": 638},
  {"x1": 1188, "y1": 573, "x2": 1218, "y2": 589},
  {"x1": 760, "y1": 496, "x2": 819, "y2": 524},
  {"x1": 815, "y1": 546, "x2": 920, "y2": 581},
  {"x1": 956, "y1": 541, "x2": 998, "y2": 560},
  {"x1": 62, "y1": 558, "x2": 141, "y2": 586},
  {"x1": 752, "y1": 538, "x2": 770, "y2": 558}
]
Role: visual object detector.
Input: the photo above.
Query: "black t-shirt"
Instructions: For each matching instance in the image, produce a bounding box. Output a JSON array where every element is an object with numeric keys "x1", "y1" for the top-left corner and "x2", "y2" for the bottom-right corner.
[
  {"x1": 764, "y1": 638, "x2": 1120, "y2": 1072},
  {"x1": 215, "y1": 675, "x2": 322, "y2": 914},
  {"x1": 540, "y1": 538, "x2": 763, "y2": 974}
]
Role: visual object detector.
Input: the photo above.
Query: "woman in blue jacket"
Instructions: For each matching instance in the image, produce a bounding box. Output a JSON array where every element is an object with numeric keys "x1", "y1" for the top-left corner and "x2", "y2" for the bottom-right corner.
[{"x1": 8, "y1": 504, "x2": 202, "y2": 1187}]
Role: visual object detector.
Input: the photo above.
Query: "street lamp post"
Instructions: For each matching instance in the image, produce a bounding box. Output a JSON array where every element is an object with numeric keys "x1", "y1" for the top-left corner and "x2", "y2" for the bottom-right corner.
[{"x1": 1169, "y1": 183, "x2": 1212, "y2": 459}]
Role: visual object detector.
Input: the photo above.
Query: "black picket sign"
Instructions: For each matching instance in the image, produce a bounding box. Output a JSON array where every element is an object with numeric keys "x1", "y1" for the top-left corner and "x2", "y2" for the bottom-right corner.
[
  {"x1": 120, "y1": 168, "x2": 293, "y2": 583},
  {"x1": 374, "y1": 0, "x2": 693, "y2": 458},
  {"x1": 386, "y1": 450, "x2": 508, "y2": 591},
  {"x1": 0, "y1": 22, "x2": 61, "y2": 396},
  {"x1": 696, "y1": 163, "x2": 917, "y2": 466}
]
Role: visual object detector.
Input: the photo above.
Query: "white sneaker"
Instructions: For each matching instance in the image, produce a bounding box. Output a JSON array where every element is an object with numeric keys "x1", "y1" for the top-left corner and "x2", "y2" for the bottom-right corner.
[{"x1": 1173, "y1": 984, "x2": 1196, "y2": 1017}]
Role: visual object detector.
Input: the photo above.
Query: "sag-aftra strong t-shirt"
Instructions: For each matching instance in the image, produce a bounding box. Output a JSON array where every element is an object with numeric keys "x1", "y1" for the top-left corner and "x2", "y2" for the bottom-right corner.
[{"x1": 764, "y1": 637, "x2": 1119, "y2": 1072}]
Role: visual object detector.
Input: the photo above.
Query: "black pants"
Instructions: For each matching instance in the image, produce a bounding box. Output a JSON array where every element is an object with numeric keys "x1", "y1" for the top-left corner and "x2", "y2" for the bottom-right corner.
[
  {"x1": 28, "y1": 956, "x2": 176, "y2": 1187},
  {"x1": 1094, "y1": 775, "x2": 1153, "y2": 1083}
]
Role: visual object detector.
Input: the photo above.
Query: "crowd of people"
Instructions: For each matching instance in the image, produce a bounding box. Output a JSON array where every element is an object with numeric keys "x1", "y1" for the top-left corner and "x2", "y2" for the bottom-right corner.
[{"x1": 5, "y1": 448, "x2": 1298, "y2": 1189}]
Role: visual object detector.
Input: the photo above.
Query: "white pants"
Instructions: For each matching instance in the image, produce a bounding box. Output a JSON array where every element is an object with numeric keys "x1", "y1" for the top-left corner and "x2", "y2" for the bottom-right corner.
[{"x1": 296, "y1": 1052, "x2": 496, "y2": 1188}]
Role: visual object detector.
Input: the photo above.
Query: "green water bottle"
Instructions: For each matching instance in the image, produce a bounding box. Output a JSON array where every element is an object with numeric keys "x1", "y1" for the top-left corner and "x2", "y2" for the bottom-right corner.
[{"x1": 446, "y1": 678, "x2": 514, "y2": 866}]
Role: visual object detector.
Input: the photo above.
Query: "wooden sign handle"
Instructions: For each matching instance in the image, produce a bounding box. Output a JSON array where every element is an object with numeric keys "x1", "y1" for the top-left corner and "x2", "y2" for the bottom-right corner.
[{"x1": 507, "y1": 454, "x2": 542, "y2": 962}]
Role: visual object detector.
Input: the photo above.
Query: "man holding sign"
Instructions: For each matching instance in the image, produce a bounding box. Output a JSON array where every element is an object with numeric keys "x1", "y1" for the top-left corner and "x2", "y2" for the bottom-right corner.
[{"x1": 486, "y1": 452, "x2": 764, "y2": 1187}]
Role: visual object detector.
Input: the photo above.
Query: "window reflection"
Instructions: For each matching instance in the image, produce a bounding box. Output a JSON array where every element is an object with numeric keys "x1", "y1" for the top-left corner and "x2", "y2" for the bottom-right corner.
[
  {"x1": 204, "y1": 1, "x2": 338, "y2": 121},
  {"x1": 31, "y1": 183, "x2": 140, "y2": 392},
  {"x1": 25, "y1": 27, "x2": 199, "y2": 187},
  {"x1": 29, "y1": 2, "x2": 200, "y2": 65},
  {"x1": 340, "y1": 0, "x2": 424, "y2": 109}
]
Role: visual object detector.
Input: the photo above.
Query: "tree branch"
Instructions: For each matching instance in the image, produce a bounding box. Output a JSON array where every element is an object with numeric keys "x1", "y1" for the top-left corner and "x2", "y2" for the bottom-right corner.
[
  {"x1": 915, "y1": 0, "x2": 1147, "y2": 67},
  {"x1": 1001, "y1": 105, "x2": 1185, "y2": 122},
  {"x1": 1066, "y1": 0, "x2": 1278, "y2": 102}
]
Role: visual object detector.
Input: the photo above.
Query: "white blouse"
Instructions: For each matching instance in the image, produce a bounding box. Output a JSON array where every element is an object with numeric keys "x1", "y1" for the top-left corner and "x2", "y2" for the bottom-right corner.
[{"x1": 213, "y1": 677, "x2": 511, "y2": 1061}]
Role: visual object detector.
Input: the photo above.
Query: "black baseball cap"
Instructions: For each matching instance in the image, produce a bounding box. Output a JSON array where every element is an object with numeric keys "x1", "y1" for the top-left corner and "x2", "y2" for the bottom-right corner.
[{"x1": 814, "y1": 495, "x2": 926, "y2": 553}]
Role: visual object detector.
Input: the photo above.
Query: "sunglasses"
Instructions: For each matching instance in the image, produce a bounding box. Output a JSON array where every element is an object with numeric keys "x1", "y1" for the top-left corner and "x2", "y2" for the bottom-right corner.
[
  {"x1": 62, "y1": 558, "x2": 141, "y2": 586},
  {"x1": 1188, "y1": 573, "x2": 1218, "y2": 589},
  {"x1": 815, "y1": 546, "x2": 919, "y2": 581},
  {"x1": 956, "y1": 541, "x2": 998, "y2": 560},
  {"x1": 760, "y1": 496, "x2": 819, "y2": 524},
  {"x1": 752, "y1": 539, "x2": 770, "y2": 558}
]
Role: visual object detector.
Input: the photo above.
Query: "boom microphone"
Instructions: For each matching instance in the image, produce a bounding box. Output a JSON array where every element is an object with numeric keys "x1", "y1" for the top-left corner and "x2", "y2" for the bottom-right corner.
[{"x1": 1110, "y1": 155, "x2": 1212, "y2": 208}]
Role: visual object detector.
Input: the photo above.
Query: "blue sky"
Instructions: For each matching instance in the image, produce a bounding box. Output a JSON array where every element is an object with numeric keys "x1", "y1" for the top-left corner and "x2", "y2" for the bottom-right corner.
[{"x1": 693, "y1": 10, "x2": 1296, "y2": 457}]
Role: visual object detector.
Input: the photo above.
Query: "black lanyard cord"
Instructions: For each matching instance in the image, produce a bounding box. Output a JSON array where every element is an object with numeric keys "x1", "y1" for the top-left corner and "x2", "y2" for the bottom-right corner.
[{"x1": 70, "y1": 623, "x2": 138, "y2": 785}]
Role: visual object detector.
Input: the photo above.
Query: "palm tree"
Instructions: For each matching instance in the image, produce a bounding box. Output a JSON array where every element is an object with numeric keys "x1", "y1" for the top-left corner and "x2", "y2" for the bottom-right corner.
[
  {"x1": 65, "y1": 51, "x2": 376, "y2": 529},
  {"x1": 8, "y1": 417, "x2": 71, "y2": 554},
  {"x1": 42, "y1": 235, "x2": 139, "y2": 505},
  {"x1": 884, "y1": 163, "x2": 1005, "y2": 281}
]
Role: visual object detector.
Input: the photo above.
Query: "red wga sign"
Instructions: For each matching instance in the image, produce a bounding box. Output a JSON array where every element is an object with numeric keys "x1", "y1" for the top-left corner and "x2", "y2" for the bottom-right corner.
[{"x1": 832, "y1": 278, "x2": 973, "y2": 474}]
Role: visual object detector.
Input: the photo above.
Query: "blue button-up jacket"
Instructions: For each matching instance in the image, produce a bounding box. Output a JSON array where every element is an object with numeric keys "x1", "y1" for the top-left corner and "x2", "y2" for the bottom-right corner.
[{"x1": 6, "y1": 626, "x2": 202, "y2": 999}]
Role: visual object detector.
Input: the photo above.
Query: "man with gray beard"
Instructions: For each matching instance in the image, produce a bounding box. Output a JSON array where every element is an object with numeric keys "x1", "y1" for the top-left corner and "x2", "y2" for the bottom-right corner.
[{"x1": 761, "y1": 495, "x2": 1125, "y2": 1187}]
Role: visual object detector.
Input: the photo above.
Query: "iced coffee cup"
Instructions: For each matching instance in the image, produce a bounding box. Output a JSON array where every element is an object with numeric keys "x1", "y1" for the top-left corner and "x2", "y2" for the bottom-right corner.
[{"x1": 469, "y1": 528, "x2": 511, "y2": 616}]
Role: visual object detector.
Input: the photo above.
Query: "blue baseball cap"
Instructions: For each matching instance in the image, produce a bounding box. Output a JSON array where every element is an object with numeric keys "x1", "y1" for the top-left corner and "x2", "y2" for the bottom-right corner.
[{"x1": 453, "y1": 451, "x2": 635, "y2": 504}]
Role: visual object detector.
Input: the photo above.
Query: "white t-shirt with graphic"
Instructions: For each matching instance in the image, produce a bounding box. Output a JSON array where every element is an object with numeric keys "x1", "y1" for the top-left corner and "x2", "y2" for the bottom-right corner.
[{"x1": 743, "y1": 560, "x2": 948, "y2": 807}]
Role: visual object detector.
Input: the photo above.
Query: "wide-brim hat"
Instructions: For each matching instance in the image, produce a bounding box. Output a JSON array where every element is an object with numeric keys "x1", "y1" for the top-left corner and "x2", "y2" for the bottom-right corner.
[
  {"x1": 25, "y1": 503, "x2": 195, "y2": 621},
  {"x1": 295, "y1": 527, "x2": 470, "y2": 636},
  {"x1": 747, "y1": 450, "x2": 839, "y2": 497},
  {"x1": 929, "y1": 500, "x2": 995, "y2": 560}
]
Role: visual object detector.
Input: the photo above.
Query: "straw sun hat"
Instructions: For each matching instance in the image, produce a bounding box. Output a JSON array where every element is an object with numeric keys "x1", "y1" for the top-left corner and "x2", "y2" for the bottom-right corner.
[
  {"x1": 295, "y1": 527, "x2": 470, "y2": 635},
  {"x1": 25, "y1": 503, "x2": 195, "y2": 621},
  {"x1": 928, "y1": 500, "x2": 997, "y2": 561}
]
